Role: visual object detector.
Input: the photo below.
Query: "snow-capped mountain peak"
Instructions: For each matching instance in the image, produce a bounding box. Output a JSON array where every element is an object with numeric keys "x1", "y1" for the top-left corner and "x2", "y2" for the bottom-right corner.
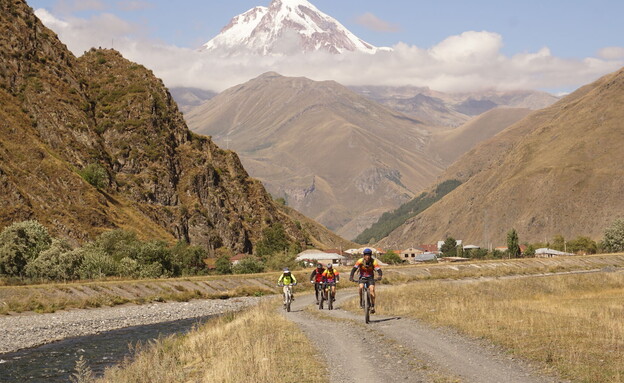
[{"x1": 201, "y1": 0, "x2": 387, "y2": 55}]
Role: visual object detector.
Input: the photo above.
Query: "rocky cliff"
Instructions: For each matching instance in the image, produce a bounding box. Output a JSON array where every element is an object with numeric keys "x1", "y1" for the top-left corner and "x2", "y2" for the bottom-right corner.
[{"x1": 0, "y1": 0, "x2": 345, "y2": 253}]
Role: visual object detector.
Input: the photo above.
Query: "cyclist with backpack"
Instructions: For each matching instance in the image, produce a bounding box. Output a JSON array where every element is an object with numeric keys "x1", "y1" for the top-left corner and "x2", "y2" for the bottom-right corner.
[
  {"x1": 321, "y1": 263, "x2": 339, "y2": 301},
  {"x1": 349, "y1": 248, "x2": 382, "y2": 313},
  {"x1": 277, "y1": 267, "x2": 297, "y2": 307},
  {"x1": 309, "y1": 263, "x2": 325, "y2": 304}
]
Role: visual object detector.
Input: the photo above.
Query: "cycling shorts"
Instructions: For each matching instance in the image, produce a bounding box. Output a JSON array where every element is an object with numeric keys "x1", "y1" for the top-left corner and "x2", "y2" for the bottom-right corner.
[{"x1": 358, "y1": 276, "x2": 375, "y2": 286}]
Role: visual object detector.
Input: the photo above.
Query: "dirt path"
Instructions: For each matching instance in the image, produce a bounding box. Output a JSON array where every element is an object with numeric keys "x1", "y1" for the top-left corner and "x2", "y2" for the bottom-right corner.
[{"x1": 281, "y1": 287, "x2": 567, "y2": 383}]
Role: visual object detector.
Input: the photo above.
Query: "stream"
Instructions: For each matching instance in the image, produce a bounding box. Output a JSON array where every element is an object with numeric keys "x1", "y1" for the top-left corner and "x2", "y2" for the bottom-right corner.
[{"x1": 0, "y1": 315, "x2": 215, "y2": 383}]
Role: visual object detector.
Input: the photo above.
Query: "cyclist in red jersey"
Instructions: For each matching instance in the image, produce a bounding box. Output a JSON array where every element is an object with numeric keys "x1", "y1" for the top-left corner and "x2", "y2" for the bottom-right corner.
[
  {"x1": 349, "y1": 248, "x2": 382, "y2": 313},
  {"x1": 309, "y1": 263, "x2": 325, "y2": 304}
]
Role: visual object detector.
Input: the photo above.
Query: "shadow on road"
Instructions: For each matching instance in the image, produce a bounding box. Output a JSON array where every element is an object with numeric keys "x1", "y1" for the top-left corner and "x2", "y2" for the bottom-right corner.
[{"x1": 369, "y1": 316, "x2": 401, "y2": 323}]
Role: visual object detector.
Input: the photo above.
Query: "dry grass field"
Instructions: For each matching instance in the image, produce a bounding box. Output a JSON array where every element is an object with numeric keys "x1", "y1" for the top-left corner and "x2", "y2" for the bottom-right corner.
[
  {"x1": 2, "y1": 254, "x2": 623, "y2": 315},
  {"x1": 89, "y1": 300, "x2": 326, "y2": 383},
  {"x1": 374, "y1": 271, "x2": 624, "y2": 383}
]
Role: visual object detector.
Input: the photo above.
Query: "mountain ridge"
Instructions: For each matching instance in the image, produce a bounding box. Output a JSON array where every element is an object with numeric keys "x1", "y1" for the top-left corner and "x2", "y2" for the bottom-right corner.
[
  {"x1": 377, "y1": 66, "x2": 624, "y2": 248},
  {"x1": 185, "y1": 72, "x2": 444, "y2": 240},
  {"x1": 0, "y1": 0, "x2": 349, "y2": 253}
]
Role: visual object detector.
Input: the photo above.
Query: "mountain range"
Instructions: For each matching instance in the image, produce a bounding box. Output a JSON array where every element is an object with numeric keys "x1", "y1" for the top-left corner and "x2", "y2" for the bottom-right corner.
[
  {"x1": 378, "y1": 66, "x2": 624, "y2": 248},
  {"x1": 0, "y1": 0, "x2": 352, "y2": 253},
  {"x1": 185, "y1": 72, "x2": 444, "y2": 239}
]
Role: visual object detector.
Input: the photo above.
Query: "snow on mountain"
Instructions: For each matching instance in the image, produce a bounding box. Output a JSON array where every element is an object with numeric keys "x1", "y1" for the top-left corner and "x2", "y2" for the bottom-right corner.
[{"x1": 201, "y1": 0, "x2": 388, "y2": 55}]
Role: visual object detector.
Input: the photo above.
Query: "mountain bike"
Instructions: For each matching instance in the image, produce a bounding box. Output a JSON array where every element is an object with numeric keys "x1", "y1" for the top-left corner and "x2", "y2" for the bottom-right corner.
[
  {"x1": 326, "y1": 281, "x2": 337, "y2": 310},
  {"x1": 278, "y1": 283, "x2": 294, "y2": 312},
  {"x1": 318, "y1": 282, "x2": 328, "y2": 310},
  {"x1": 355, "y1": 278, "x2": 373, "y2": 323},
  {"x1": 313, "y1": 281, "x2": 323, "y2": 304},
  {"x1": 318, "y1": 281, "x2": 337, "y2": 310}
]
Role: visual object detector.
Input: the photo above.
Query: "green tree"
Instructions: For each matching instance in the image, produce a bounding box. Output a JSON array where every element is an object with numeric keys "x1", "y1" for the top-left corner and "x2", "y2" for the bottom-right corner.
[
  {"x1": 603, "y1": 219, "x2": 624, "y2": 253},
  {"x1": 507, "y1": 229, "x2": 521, "y2": 258},
  {"x1": 440, "y1": 237, "x2": 457, "y2": 257},
  {"x1": 380, "y1": 251, "x2": 403, "y2": 265},
  {"x1": 172, "y1": 242, "x2": 207, "y2": 276},
  {"x1": 215, "y1": 247, "x2": 233, "y2": 275},
  {"x1": 78, "y1": 163, "x2": 109, "y2": 189},
  {"x1": 255, "y1": 223, "x2": 291, "y2": 258},
  {"x1": 567, "y1": 236, "x2": 597, "y2": 255},
  {"x1": 552, "y1": 235, "x2": 566, "y2": 252},
  {"x1": 0, "y1": 220, "x2": 52, "y2": 277},
  {"x1": 94, "y1": 229, "x2": 140, "y2": 262},
  {"x1": 135, "y1": 240, "x2": 173, "y2": 277}
]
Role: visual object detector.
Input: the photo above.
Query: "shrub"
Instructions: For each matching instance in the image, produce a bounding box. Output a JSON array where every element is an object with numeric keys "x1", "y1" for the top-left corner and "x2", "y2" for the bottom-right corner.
[
  {"x1": 78, "y1": 163, "x2": 108, "y2": 189},
  {"x1": 118, "y1": 257, "x2": 140, "y2": 278},
  {"x1": 232, "y1": 256, "x2": 265, "y2": 274},
  {"x1": 78, "y1": 247, "x2": 119, "y2": 279},
  {"x1": 0, "y1": 220, "x2": 52, "y2": 277},
  {"x1": 24, "y1": 239, "x2": 80, "y2": 281},
  {"x1": 264, "y1": 252, "x2": 298, "y2": 271},
  {"x1": 380, "y1": 251, "x2": 404, "y2": 265}
]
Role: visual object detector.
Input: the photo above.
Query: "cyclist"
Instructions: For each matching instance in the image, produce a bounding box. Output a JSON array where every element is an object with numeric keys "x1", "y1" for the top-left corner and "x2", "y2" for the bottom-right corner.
[
  {"x1": 309, "y1": 263, "x2": 325, "y2": 304},
  {"x1": 321, "y1": 263, "x2": 339, "y2": 301},
  {"x1": 349, "y1": 248, "x2": 382, "y2": 313},
  {"x1": 277, "y1": 267, "x2": 297, "y2": 307}
]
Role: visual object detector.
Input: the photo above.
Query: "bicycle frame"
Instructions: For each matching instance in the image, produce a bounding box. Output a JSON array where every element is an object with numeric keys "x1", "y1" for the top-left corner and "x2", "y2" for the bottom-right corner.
[
  {"x1": 279, "y1": 283, "x2": 294, "y2": 312},
  {"x1": 318, "y1": 281, "x2": 337, "y2": 310},
  {"x1": 355, "y1": 278, "x2": 372, "y2": 323}
]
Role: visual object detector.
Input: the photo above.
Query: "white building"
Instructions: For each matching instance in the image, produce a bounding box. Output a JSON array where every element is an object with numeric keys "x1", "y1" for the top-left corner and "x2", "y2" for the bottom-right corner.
[{"x1": 295, "y1": 250, "x2": 346, "y2": 266}]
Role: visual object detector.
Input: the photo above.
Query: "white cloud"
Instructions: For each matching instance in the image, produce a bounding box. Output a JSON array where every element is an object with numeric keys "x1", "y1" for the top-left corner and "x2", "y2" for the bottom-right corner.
[
  {"x1": 598, "y1": 46, "x2": 624, "y2": 60},
  {"x1": 33, "y1": 11, "x2": 624, "y2": 94},
  {"x1": 34, "y1": 8, "x2": 144, "y2": 54},
  {"x1": 354, "y1": 12, "x2": 400, "y2": 33},
  {"x1": 53, "y1": 0, "x2": 106, "y2": 14},
  {"x1": 116, "y1": 1, "x2": 152, "y2": 12}
]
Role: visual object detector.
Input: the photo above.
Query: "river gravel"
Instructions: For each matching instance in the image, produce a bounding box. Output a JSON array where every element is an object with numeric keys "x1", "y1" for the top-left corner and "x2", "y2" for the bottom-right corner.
[{"x1": 0, "y1": 297, "x2": 262, "y2": 354}]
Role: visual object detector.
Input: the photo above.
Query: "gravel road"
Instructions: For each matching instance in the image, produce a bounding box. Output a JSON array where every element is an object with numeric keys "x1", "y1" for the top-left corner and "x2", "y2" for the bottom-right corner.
[
  {"x1": 282, "y1": 288, "x2": 569, "y2": 383},
  {"x1": 0, "y1": 297, "x2": 261, "y2": 354}
]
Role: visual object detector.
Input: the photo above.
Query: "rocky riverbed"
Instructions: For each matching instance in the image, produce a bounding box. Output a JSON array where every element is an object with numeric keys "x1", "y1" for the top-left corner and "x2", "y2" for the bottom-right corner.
[{"x1": 0, "y1": 297, "x2": 262, "y2": 354}]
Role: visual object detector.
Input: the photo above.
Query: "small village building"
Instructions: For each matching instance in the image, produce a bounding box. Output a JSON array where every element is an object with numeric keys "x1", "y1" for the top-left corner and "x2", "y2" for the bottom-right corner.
[
  {"x1": 400, "y1": 247, "x2": 425, "y2": 262},
  {"x1": 230, "y1": 253, "x2": 247, "y2": 265},
  {"x1": 295, "y1": 249, "x2": 346, "y2": 266},
  {"x1": 535, "y1": 248, "x2": 574, "y2": 258}
]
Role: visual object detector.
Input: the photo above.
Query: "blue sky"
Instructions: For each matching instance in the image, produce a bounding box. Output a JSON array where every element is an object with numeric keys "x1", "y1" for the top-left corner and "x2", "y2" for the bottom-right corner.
[{"x1": 27, "y1": 0, "x2": 624, "y2": 93}]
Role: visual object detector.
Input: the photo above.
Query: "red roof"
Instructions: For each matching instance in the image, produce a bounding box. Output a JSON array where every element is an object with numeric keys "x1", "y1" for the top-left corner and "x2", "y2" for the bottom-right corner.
[
  {"x1": 231, "y1": 253, "x2": 247, "y2": 261},
  {"x1": 418, "y1": 244, "x2": 438, "y2": 253}
]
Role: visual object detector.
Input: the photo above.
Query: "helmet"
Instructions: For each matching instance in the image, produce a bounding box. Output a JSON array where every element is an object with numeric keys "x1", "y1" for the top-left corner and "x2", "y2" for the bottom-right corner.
[
  {"x1": 316, "y1": 263, "x2": 323, "y2": 269},
  {"x1": 283, "y1": 267, "x2": 290, "y2": 274},
  {"x1": 327, "y1": 263, "x2": 333, "y2": 269},
  {"x1": 363, "y1": 248, "x2": 373, "y2": 255}
]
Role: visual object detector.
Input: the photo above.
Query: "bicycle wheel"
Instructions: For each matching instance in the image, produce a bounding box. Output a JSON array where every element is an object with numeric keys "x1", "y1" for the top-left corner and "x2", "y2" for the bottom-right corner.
[
  {"x1": 328, "y1": 289, "x2": 333, "y2": 310},
  {"x1": 319, "y1": 288, "x2": 325, "y2": 310},
  {"x1": 286, "y1": 289, "x2": 292, "y2": 312},
  {"x1": 364, "y1": 288, "x2": 370, "y2": 324}
]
